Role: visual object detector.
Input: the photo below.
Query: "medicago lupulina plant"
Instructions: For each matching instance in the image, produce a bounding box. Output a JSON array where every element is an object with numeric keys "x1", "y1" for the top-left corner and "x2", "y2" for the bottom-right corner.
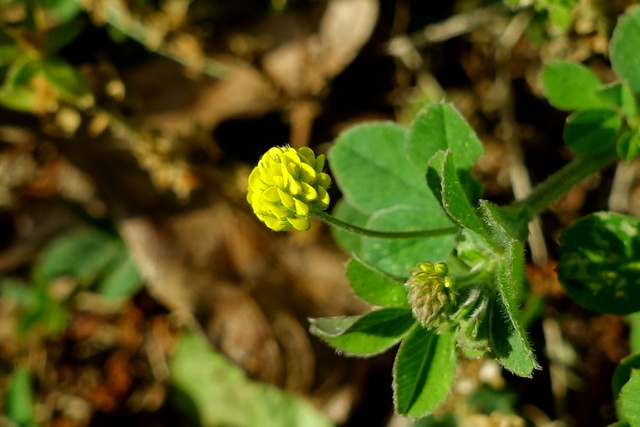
[{"x1": 247, "y1": 8, "x2": 640, "y2": 423}]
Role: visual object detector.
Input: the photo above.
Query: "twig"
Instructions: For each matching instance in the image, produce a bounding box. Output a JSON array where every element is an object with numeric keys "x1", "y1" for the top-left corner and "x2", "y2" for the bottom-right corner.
[
  {"x1": 387, "y1": 3, "x2": 508, "y2": 73},
  {"x1": 396, "y1": 2, "x2": 508, "y2": 49},
  {"x1": 608, "y1": 160, "x2": 637, "y2": 213},
  {"x1": 289, "y1": 100, "x2": 317, "y2": 149},
  {"x1": 77, "y1": 0, "x2": 227, "y2": 79}
]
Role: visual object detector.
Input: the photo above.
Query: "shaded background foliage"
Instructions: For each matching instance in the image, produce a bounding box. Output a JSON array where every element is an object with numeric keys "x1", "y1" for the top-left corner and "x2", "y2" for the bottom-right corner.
[{"x1": 0, "y1": 0, "x2": 638, "y2": 426}]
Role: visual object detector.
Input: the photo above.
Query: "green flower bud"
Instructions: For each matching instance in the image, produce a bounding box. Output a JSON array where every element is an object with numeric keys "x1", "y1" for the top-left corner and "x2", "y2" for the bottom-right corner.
[
  {"x1": 247, "y1": 146, "x2": 331, "y2": 231},
  {"x1": 405, "y1": 261, "x2": 457, "y2": 330}
]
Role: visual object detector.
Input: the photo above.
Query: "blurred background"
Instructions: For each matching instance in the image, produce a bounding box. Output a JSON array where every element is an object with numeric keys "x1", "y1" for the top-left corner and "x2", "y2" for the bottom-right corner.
[{"x1": 0, "y1": 0, "x2": 638, "y2": 425}]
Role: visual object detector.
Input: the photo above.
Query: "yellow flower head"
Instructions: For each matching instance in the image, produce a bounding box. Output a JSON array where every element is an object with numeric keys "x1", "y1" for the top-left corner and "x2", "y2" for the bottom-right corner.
[{"x1": 247, "y1": 146, "x2": 331, "y2": 231}]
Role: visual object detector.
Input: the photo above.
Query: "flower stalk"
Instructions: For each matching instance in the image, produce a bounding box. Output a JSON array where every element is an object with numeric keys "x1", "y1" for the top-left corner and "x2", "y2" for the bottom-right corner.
[
  {"x1": 511, "y1": 147, "x2": 617, "y2": 222},
  {"x1": 312, "y1": 210, "x2": 458, "y2": 239}
]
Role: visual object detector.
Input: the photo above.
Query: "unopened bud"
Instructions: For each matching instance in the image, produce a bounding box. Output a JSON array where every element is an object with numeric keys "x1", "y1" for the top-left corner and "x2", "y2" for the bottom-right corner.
[{"x1": 405, "y1": 261, "x2": 457, "y2": 330}]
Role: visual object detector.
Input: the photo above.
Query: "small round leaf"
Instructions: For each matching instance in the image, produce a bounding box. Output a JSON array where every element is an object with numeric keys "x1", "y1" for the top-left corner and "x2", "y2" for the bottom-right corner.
[
  {"x1": 617, "y1": 130, "x2": 640, "y2": 162},
  {"x1": 541, "y1": 61, "x2": 605, "y2": 111},
  {"x1": 563, "y1": 109, "x2": 621, "y2": 154},
  {"x1": 611, "y1": 8, "x2": 640, "y2": 94},
  {"x1": 613, "y1": 352, "x2": 640, "y2": 397},
  {"x1": 558, "y1": 212, "x2": 640, "y2": 315}
]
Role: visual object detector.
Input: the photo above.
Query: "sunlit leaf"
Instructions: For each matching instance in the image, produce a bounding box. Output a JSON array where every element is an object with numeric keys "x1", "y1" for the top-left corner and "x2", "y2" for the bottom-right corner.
[
  {"x1": 330, "y1": 122, "x2": 440, "y2": 213},
  {"x1": 41, "y1": 57, "x2": 93, "y2": 106},
  {"x1": 361, "y1": 206, "x2": 456, "y2": 277},
  {"x1": 40, "y1": 228, "x2": 120, "y2": 286},
  {"x1": 330, "y1": 199, "x2": 368, "y2": 255},
  {"x1": 480, "y1": 201, "x2": 538, "y2": 377},
  {"x1": 97, "y1": 249, "x2": 143, "y2": 300},
  {"x1": 620, "y1": 369, "x2": 640, "y2": 425},
  {"x1": 438, "y1": 150, "x2": 489, "y2": 239},
  {"x1": 405, "y1": 103, "x2": 484, "y2": 175},
  {"x1": 170, "y1": 332, "x2": 332, "y2": 427},
  {"x1": 310, "y1": 308, "x2": 415, "y2": 356},
  {"x1": 5, "y1": 368, "x2": 35, "y2": 427},
  {"x1": 613, "y1": 352, "x2": 640, "y2": 397},
  {"x1": 346, "y1": 258, "x2": 409, "y2": 308},
  {"x1": 611, "y1": 8, "x2": 640, "y2": 94},
  {"x1": 393, "y1": 326, "x2": 456, "y2": 417},
  {"x1": 541, "y1": 61, "x2": 605, "y2": 111},
  {"x1": 36, "y1": 0, "x2": 83, "y2": 23},
  {"x1": 489, "y1": 241, "x2": 539, "y2": 377}
]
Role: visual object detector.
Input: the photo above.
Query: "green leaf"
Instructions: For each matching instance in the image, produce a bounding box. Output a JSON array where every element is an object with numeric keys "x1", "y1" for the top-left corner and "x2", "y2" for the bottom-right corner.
[
  {"x1": 0, "y1": 29, "x2": 21, "y2": 65},
  {"x1": 40, "y1": 228, "x2": 121, "y2": 286},
  {"x1": 439, "y1": 150, "x2": 489, "y2": 239},
  {"x1": 613, "y1": 353, "x2": 640, "y2": 397},
  {"x1": 630, "y1": 313, "x2": 640, "y2": 353},
  {"x1": 468, "y1": 384, "x2": 519, "y2": 416},
  {"x1": 544, "y1": 0, "x2": 575, "y2": 31},
  {"x1": 489, "y1": 240, "x2": 539, "y2": 377},
  {"x1": 170, "y1": 332, "x2": 332, "y2": 427},
  {"x1": 329, "y1": 118, "x2": 457, "y2": 276},
  {"x1": 541, "y1": 61, "x2": 606, "y2": 111},
  {"x1": 24, "y1": 0, "x2": 37, "y2": 34},
  {"x1": 563, "y1": 109, "x2": 621, "y2": 154},
  {"x1": 5, "y1": 368, "x2": 35, "y2": 427},
  {"x1": 558, "y1": 212, "x2": 640, "y2": 315},
  {"x1": 426, "y1": 150, "x2": 446, "y2": 207},
  {"x1": 457, "y1": 300, "x2": 491, "y2": 360},
  {"x1": 393, "y1": 326, "x2": 456, "y2": 417},
  {"x1": 488, "y1": 298, "x2": 538, "y2": 378},
  {"x1": 620, "y1": 369, "x2": 640, "y2": 426},
  {"x1": 611, "y1": 8, "x2": 640, "y2": 94},
  {"x1": 97, "y1": 249, "x2": 143, "y2": 300},
  {"x1": 45, "y1": 18, "x2": 86, "y2": 53},
  {"x1": 330, "y1": 199, "x2": 368, "y2": 255},
  {"x1": 36, "y1": 0, "x2": 83, "y2": 23},
  {"x1": 360, "y1": 206, "x2": 456, "y2": 277},
  {"x1": 345, "y1": 258, "x2": 409, "y2": 308},
  {"x1": 617, "y1": 130, "x2": 640, "y2": 162},
  {"x1": 6, "y1": 59, "x2": 41, "y2": 89},
  {"x1": 0, "y1": 59, "x2": 42, "y2": 112},
  {"x1": 0, "y1": 85, "x2": 37, "y2": 112},
  {"x1": 309, "y1": 308, "x2": 416, "y2": 356},
  {"x1": 1, "y1": 279, "x2": 36, "y2": 307},
  {"x1": 41, "y1": 57, "x2": 93, "y2": 106},
  {"x1": 17, "y1": 271, "x2": 69, "y2": 336},
  {"x1": 405, "y1": 103, "x2": 484, "y2": 175},
  {"x1": 330, "y1": 122, "x2": 439, "y2": 213},
  {"x1": 597, "y1": 82, "x2": 638, "y2": 118},
  {"x1": 456, "y1": 229, "x2": 496, "y2": 269},
  {"x1": 480, "y1": 200, "x2": 529, "y2": 244}
]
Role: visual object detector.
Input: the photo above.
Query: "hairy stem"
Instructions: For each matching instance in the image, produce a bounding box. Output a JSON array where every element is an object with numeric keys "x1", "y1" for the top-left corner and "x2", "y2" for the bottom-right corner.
[
  {"x1": 312, "y1": 210, "x2": 459, "y2": 239},
  {"x1": 513, "y1": 148, "x2": 617, "y2": 222}
]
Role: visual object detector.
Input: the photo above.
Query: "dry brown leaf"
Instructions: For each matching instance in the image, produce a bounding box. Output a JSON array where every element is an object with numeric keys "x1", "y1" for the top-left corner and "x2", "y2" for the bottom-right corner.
[
  {"x1": 123, "y1": 57, "x2": 280, "y2": 136},
  {"x1": 262, "y1": 0, "x2": 379, "y2": 97}
]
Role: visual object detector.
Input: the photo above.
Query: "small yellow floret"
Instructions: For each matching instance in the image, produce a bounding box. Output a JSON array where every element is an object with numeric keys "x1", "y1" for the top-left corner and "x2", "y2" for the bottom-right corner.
[{"x1": 247, "y1": 146, "x2": 331, "y2": 231}]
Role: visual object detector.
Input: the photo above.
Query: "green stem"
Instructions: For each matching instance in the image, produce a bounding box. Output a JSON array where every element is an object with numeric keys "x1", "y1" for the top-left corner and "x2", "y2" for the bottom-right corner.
[
  {"x1": 312, "y1": 210, "x2": 459, "y2": 239},
  {"x1": 512, "y1": 148, "x2": 617, "y2": 222}
]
